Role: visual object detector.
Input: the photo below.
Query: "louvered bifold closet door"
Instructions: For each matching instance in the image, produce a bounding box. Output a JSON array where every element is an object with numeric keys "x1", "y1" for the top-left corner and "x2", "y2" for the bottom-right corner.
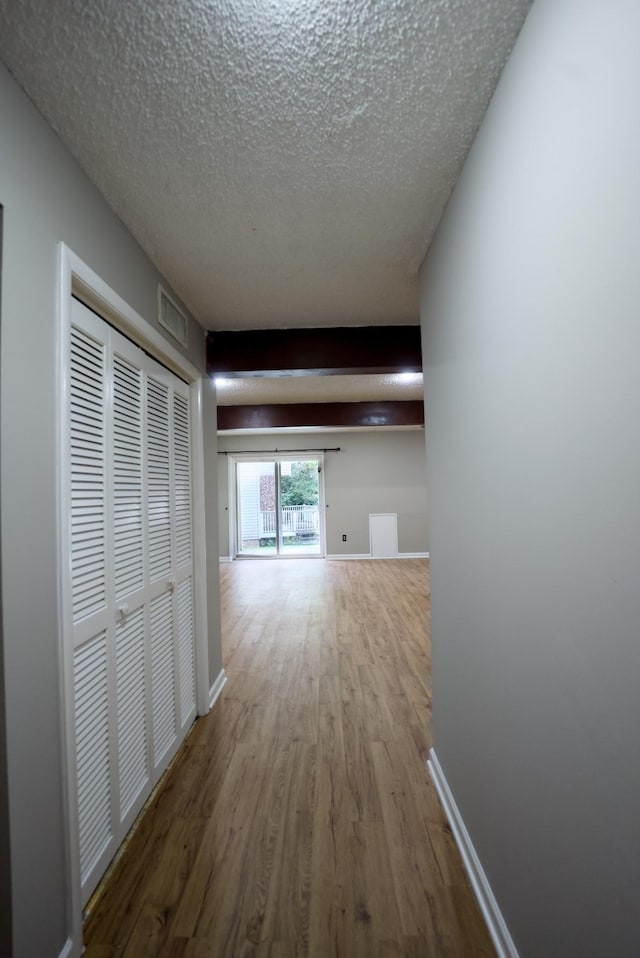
[
  {"x1": 146, "y1": 368, "x2": 178, "y2": 769},
  {"x1": 69, "y1": 302, "x2": 117, "y2": 905},
  {"x1": 173, "y1": 386, "x2": 196, "y2": 728},
  {"x1": 112, "y1": 337, "x2": 150, "y2": 833},
  {"x1": 68, "y1": 299, "x2": 197, "y2": 908},
  {"x1": 144, "y1": 355, "x2": 197, "y2": 768}
]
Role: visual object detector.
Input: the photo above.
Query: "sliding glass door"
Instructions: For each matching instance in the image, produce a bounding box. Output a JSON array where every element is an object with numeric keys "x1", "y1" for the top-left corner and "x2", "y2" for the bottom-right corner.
[
  {"x1": 279, "y1": 460, "x2": 322, "y2": 555},
  {"x1": 235, "y1": 457, "x2": 323, "y2": 557}
]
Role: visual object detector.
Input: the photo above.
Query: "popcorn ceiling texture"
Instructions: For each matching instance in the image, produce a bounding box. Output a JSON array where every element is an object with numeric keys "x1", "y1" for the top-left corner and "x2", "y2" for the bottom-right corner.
[{"x1": 0, "y1": 0, "x2": 531, "y2": 330}]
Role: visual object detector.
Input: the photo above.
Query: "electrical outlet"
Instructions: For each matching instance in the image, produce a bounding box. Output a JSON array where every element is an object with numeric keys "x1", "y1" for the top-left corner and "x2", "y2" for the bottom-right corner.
[{"x1": 342, "y1": 534, "x2": 347, "y2": 542}]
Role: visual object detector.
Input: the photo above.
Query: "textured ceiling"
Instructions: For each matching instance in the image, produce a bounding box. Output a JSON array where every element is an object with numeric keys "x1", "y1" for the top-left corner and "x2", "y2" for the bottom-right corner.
[
  {"x1": 215, "y1": 372, "x2": 423, "y2": 405},
  {"x1": 0, "y1": 0, "x2": 531, "y2": 331}
]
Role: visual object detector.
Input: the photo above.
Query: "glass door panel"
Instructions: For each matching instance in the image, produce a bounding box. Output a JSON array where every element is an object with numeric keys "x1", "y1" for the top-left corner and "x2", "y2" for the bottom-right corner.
[
  {"x1": 279, "y1": 460, "x2": 321, "y2": 556},
  {"x1": 236, "y1": 460, "x2": 277, "y2": 555},
  {"x1": 235, "y1": 458, "x2": 322, "y2": 557}
]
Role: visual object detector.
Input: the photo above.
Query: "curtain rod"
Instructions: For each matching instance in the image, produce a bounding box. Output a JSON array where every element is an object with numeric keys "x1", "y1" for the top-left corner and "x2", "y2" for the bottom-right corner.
[{"x1": 217, "y1": 447, "x2": 341, "y2": 455}]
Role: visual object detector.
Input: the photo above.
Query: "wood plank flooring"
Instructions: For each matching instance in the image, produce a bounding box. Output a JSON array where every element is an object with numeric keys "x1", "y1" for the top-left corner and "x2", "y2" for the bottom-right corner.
[{"x1": 84, "y1": 558, "x2": 495, "y2": 957}]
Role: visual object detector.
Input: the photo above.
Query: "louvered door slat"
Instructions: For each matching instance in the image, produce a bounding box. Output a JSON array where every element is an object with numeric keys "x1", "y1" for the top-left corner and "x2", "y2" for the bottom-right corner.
[
  {"x1": 70, "y1": 326, "x2": 106, "y2": 622},
  {"x1": 115, "y1": 608, "x2": 148, "y2": 820},
  {"x1": 146, "y1": 378, "x2": 172, "y2": 581},
  {"x1": 73, "y1": 632, "x2": 112, "y2": 886},
  {"x1": 177, "y1": 577, "x2": 196, "y2": 725},
  {"x1": 113, "y1": 355, "x2": 144, "y2": 600},
  {"x1": 150, "y1": 592, "x2": 176, "y2": 765},
  {"x1": 173, "y1": 392, "x2": 192, "y2": 567}
]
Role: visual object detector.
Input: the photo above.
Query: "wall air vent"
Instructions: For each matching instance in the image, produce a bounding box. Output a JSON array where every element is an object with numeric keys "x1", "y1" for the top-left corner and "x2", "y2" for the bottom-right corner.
[{"x1": 158, "y1": 286, "x2": 188, "y2": 348}]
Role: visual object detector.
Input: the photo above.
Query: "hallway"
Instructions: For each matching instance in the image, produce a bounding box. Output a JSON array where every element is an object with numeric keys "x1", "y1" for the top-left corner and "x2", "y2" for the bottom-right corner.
[{"x1": 84, "y1": 559, "x2": 494, "y2": 957}]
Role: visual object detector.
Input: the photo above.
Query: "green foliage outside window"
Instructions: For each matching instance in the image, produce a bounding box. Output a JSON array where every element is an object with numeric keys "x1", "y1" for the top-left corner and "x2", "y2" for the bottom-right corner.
[{"x1": 279, "y1": 461, "x2": 319, "y2": 506}]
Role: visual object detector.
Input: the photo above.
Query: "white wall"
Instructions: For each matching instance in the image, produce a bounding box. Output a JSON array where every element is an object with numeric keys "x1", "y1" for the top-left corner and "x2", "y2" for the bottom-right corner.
[
  {"x1": 0, "y1": 207, "x2": 10, "y2": 958},
  {"x1": 217, "y1": 429, "x2": 428, "y2": 557},
  {"x1": 0, "y1": 321, "x2": 9, "y2": 957},
  {"x1": 420, "y1": 1, "x2": 640, "y2": 955},
  {"x1": 0, "y1": 64, "x2": 221, "y2": 957}
]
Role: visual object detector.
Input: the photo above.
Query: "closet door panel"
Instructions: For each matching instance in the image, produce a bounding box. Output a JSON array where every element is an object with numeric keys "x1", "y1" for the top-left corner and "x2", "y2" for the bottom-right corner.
[
  {"x1": 177, "y1": 576, "x2": 196, "y2": 726},
  {"x1": 73, "y1": 631, "x2": 113, "y2": 893},
  {"x1": 150, "y1": 590, "x2": 177, "y2": 767},
  {"x1": 146, "y1": 376, "x2": 172, "y2": 584},
  {"x1": 115, "y1": 607, "x2": 149, "y2": 821},
  {"x1": 112, "y1": 354, "x2": 145, "y2": 604},
  {"x1": 70, "y1": 325, "x2": 107, "y2": 624},
  {"x1": 173, "y1": 390, "x2": 192, "y2": 569},
  {"x1": 70, "y1": 303, "x2": 117, "y2": 904}
]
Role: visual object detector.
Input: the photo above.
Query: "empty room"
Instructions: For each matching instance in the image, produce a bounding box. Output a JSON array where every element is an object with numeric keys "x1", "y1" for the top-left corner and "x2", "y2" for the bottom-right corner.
[{"x1": 1, "y1": 1, "x2": 639, "y2": 957}]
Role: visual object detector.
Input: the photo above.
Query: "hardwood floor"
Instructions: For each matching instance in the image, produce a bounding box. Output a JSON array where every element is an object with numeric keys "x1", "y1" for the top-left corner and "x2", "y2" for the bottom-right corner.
[{"x1": 84, "y1": 558, "x2": 495, "y2": 957}]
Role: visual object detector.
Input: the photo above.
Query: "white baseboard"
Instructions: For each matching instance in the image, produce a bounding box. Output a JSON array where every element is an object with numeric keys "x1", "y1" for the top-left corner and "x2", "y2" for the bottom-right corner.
[
  {"x1": 326, "y1": 553, "x2": 371, "y2": 560},
  {"x1": 327, "y1": 552, "x2": 430, "y2": 560},
  {"x1": 58, "y1": 937, "x2": 77, "y2": 958},
  {"x1": 428, "y1": 748, "x2": 520, "y2": 958},
  {"x1": 223, "y1": 552, "x2": 429, "y2": 562},
  {"x1": 209, "y1": 669, "x2": 227, "y2": 710}
]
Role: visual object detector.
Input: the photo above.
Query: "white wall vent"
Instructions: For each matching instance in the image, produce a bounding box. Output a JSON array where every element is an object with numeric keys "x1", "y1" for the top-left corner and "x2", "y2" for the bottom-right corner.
[{"x1": 158, "y1": 287, "x2": 188, "y2": 348}]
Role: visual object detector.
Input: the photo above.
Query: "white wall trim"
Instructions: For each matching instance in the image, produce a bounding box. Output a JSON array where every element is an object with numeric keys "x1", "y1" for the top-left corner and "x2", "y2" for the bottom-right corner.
[
  {"x1": 64, "y1": 247, "x2": 200, "y2": 382},
  {"x1": 219, "y1": 556, "x2": 233, "y2": 563},
  {"x1": 56, "y1": 246, "x2": 84, "y2": 958},
  {"x1": 190, "y1": 378, "x2": 210, "y2": 717},
  {"x1": 428, "y1": 749, "x2": 520, "y2": 958},
  {"x1": 209, "y1": 669, "x2": 228, "y2": 710},
  {"x1": 57, "y1": 936, "x2": 78, "y2": 958},
  {"x1": 326, "y1": 553, "x2": 372, "y2": 560},
  {"x1": 227, "y1": 456, "x2": 237, "y2": 559},
  {"x1": 326, "y1": 552, "x2": 430, "y2": 560}
]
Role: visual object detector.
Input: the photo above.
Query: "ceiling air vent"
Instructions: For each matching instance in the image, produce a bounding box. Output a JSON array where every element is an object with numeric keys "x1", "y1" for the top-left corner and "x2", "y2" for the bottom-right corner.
[{"x1": 158, "y1": 287, "x2": 188, "y2": 348}]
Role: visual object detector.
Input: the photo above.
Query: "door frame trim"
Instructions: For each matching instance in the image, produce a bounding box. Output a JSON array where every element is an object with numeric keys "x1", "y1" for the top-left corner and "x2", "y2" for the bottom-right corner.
[{"x1": 56, "y1": 244, "x2": 210, "y2": 955}]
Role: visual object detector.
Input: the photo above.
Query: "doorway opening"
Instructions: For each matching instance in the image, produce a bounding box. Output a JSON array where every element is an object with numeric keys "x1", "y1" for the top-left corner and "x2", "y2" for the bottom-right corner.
[{"x1": 233, "y1": 456, "x2": 324, "y2": 557}]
